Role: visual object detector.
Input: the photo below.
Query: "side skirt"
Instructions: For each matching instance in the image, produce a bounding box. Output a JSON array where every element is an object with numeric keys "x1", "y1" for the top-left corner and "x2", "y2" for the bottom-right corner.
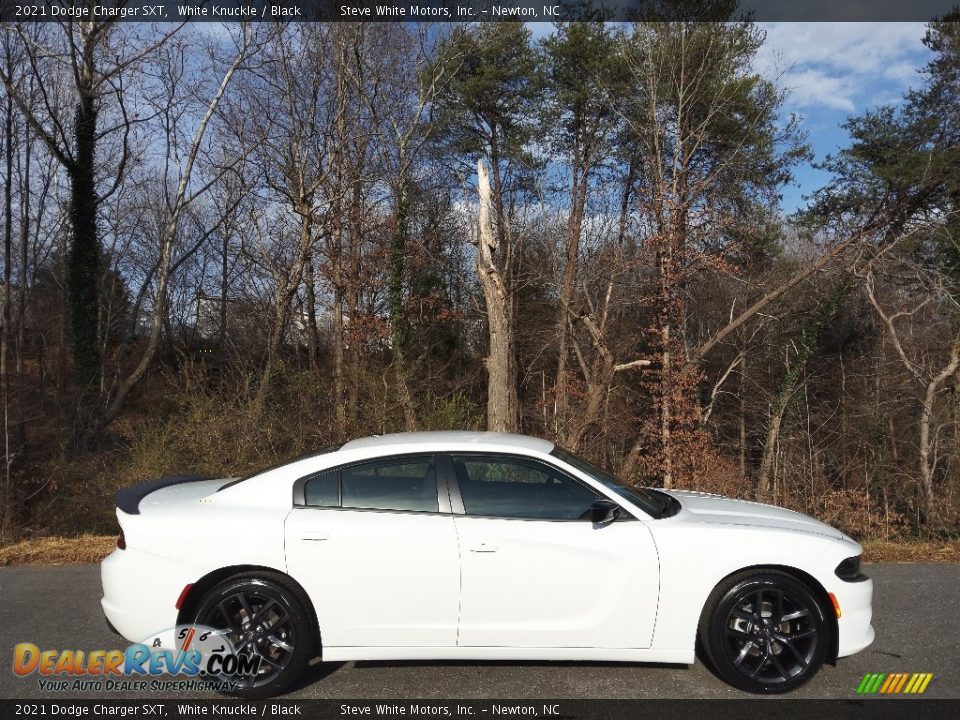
[{"x1": 321, "y1": 646, "x2": 695, "y2": 664}]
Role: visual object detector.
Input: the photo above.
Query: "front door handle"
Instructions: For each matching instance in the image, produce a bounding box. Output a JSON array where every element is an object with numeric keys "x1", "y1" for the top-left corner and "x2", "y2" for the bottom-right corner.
[
  {"x1": 468, "y1": 541, "x2": 497, "y2": 553},
  {"x1": 300, "y1": 532, "x2": 330, "y2": 542}
]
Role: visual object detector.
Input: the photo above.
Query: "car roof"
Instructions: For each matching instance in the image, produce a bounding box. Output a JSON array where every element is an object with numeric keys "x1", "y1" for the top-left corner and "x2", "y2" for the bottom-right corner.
[
  {"x1": 210, "y1": 432, "x2": 557, "y2": 509},
  {"x1": 340, "y1": 431, "x2": 554, "y2": 455}
]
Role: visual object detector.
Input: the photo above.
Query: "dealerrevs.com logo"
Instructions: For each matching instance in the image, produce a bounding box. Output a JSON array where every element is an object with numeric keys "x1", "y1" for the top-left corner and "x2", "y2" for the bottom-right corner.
[{"x1": 12, "y1": 625, "x2": 260, "y2": 692}]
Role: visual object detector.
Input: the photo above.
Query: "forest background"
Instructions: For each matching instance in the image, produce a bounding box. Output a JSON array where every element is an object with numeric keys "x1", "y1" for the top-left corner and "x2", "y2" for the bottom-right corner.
[{"x1": 1, "y1": 6, "x2": 959, "y2": 555}]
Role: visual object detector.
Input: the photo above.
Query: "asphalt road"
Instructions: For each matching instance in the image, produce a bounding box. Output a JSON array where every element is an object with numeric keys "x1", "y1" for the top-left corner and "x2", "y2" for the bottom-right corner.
[{"x1": 0, "y1": 563, "x2": 957, "y2": 700}]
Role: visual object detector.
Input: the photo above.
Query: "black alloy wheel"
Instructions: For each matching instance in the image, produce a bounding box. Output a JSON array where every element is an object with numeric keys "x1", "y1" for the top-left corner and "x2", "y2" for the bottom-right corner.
[
  {"x1": 700, "y1": 570, "x2": 830, "y2": 693},
  {"x1": 192, "y1": 572, "x2": 313, "y2": 698}
]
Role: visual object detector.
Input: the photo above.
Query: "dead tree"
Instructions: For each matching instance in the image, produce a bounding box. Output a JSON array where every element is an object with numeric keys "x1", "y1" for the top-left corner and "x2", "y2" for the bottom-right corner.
[{"x1": 476, "y1": 159, "x2": 517, "y2": 432}]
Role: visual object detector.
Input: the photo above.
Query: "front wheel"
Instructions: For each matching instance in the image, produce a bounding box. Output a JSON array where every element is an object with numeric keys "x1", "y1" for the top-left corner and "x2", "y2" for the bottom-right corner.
[
  {"x1": 192, "y1": 572, "x2": 314, "y2": 698},
  {"x1": 700, "y1": 571, "x2": 830, "y2": 694}
]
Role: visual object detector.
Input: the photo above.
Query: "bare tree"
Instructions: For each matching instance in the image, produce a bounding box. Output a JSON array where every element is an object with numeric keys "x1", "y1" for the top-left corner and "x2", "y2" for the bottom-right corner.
[
  {"x1": 0, "y1": 15, "x2": 184, "y2": 416},
  {"x1": 365, "y1": 25, "x2": 456, "y2": 431},
  {"x1": 862, "y1": 268, "x2": 960, "y2": 522},
  {"x1": 476, "y1": 159, "x2": 517, "y2": 431},
  {"x1": 99, "y1": 26, "x2": 252, "y2": 426},
  {"x1": 543, "y1": 23, "x2": 624, "y2": 439},
  {"x1": 614, "y1": 22, "x2": 806, "y2": 486},
  {"x1": 1, "y1": 28, "x2": 15, "y2": 541},
  {"x1": 230, "y1": 24, "x2": 345, "y2": 414}
]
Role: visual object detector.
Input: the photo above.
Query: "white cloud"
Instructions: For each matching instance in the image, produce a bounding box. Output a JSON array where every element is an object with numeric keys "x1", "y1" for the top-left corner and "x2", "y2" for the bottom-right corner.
[
  {"x1": 778, "y1": 69, "x2": 856, "y2": 112},
  {"x1": 757, "y1": 22, "x2": 930, "y2": 114}
]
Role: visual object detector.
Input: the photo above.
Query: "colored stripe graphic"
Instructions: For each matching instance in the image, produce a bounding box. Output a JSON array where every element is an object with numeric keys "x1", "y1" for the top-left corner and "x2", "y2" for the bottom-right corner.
[{"x1": 857, "y1": 672, "x2": 933, "y2": 694}]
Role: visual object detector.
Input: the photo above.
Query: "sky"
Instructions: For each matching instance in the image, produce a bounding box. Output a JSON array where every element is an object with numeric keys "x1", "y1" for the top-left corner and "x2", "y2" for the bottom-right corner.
[
  {"x1": 756, "y1": 22, "x2": 934, "y2": 212},
  {"x1": 200, "y1": 21, "x2": 934, "y2": 217},
  {"x1": 527, "y1": 21, "x2": 934, "y2": 214}
]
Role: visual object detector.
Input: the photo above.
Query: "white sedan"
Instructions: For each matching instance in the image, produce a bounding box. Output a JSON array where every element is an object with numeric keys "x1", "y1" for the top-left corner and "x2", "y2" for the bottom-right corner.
[{"x1": 101, "y1": 431, "x2": 874, "y2": 697}]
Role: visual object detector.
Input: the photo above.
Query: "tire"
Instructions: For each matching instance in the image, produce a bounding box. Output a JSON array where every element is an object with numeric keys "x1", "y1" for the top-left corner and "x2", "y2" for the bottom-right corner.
[
  {"x1": 699, "y1": 570, "x2": 830, "y2": 694},
  {"x1": 191, "y1": 571, "x2": 314, "y2": 698}
]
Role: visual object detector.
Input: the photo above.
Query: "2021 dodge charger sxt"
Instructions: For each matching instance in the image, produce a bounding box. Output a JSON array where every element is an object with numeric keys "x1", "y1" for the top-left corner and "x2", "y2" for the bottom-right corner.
[{"x1": 101, "y1": 431, "x2": 874, "y2": 697}]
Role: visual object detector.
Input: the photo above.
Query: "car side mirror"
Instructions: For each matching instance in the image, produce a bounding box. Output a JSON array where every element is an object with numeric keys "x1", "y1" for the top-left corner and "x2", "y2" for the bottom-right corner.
[{"x1": 590, "y1": 499, "x2": 621, "y2": 525}]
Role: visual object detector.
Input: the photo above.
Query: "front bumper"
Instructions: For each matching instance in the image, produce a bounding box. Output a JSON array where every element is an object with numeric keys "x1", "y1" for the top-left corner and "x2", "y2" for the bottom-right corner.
[{"x1": 834, "y1": 576, "x2": 875, "y2": 657}]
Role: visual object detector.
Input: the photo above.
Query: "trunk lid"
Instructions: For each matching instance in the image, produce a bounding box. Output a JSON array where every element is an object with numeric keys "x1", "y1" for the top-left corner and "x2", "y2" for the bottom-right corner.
[{"x1": 116, "y1": 475, "x2": 225, "y2": 515}]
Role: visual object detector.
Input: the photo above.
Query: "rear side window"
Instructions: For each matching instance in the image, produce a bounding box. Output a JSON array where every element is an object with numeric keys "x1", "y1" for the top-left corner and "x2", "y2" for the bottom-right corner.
[{"x1": 302, "y1": 456, "x2": 439, "y2": 513}]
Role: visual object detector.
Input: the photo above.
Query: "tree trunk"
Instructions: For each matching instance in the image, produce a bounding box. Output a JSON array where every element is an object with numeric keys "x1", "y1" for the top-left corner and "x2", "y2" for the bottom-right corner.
[
  {"x1": 919, "y1": 388, "x2": 937, "y2": 521},
  {"x1": 476, "y1": 159, "x2": 517, "y2": 432},
  {"x1": 2, "y1": 74, "x2": 13, "y2": 540},
  {"x1": 16, "y1": 100, "x2": 29, "y2": 448},
  {"x1": 738, "y1": 353, "x2": 747, "y2": 478},
  {"x1": 332, "y1": 283, "x2": 346, "y2": 436},
  {"x1": 345, "y1": 179, "x2": 362, "y2": 421},
  {"x1": 655, "y1": 216, "x2": 683, "y2": 490},
  {"x1": 659, "y1": 322, "x2": 674, "y2": 489},
  {"x1": 918, "y1": 344, "x2": 960, "y2": 523},
  {"x1": 68, "y1": 49, "x2": 102, "y2": 403},
  {"x1": 388, "y1": 180, "x2": 416, "y2": 431},
  {"x1": 556, "y1": 164, "x2": 635, "y2": 450},
  {"x1": 57, "y1": 227, "x2": 67, "y2": 393},
  {"x1": 757, "y1": 395, "x2": 790, "y2": 500},
  {"x1": 304, "y1": 250, "x2": 319, "y2": 371},
  {"x1": 255, "y1": 203, "x2": 315, "y2": 412},
  {"x1": 554, "y1": 161, "x2": 590, "y2": 437},
  {"x1": 757, "y1": 284, "x2": 849, "y2": 499},
  {"x1": 218, "y1": 228, "x2": 229, "y2": 347}
]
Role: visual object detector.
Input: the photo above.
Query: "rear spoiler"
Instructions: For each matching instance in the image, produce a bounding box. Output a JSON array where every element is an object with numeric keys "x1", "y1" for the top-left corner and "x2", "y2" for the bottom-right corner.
[{"x1": 116, "y1": 475, "x2": 213, "y2": 515}]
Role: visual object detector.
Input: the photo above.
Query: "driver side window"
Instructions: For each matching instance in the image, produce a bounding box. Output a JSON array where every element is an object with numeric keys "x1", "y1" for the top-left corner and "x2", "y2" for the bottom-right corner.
[{"x1": 452, "y1": 455, "x2": 599, "y2": 520}]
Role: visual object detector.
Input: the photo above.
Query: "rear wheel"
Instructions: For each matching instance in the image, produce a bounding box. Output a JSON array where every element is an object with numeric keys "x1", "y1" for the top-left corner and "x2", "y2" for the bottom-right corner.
[
  {"x1": 192, "y1": 572, "x2": 313, "y2": 698},
  {"x1": 700, "y1": 571, "x2": 829, "y2": 694}
]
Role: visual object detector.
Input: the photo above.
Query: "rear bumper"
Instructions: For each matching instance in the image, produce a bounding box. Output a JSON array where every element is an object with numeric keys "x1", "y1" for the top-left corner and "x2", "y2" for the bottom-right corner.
[
  {"x1": 100, "y1": 547, "x2": 197, "y2": 644},
  {"x1": 103, "y1": 612, "x2": 123, "y2": 637},
  {"x1": 834, "y1": 576, "x2": 875, "y2": 657}
]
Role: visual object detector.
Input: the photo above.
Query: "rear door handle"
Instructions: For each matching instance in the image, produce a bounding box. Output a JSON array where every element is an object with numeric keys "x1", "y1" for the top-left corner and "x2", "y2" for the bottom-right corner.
[{"x1": 468, "y1": 542, "x2": 497, "y2": 553}]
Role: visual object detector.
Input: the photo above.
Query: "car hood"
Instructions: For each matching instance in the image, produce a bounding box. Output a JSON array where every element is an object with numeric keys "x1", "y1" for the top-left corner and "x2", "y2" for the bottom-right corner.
[{"x1": 662, "y1": 489, "x2": 854, "y2": 543}]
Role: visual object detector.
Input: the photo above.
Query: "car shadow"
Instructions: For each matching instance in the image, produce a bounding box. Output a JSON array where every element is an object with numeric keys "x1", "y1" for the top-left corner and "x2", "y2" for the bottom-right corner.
[
  {"x1": 281, "y1": 660, "x2": 348, "y2": 694},
  {"x1": 694, "y1": 634, "x2": 727, "y2": 683},
  {"x1": 274, "y1": 658, "x2": 692, "y2": 697}
]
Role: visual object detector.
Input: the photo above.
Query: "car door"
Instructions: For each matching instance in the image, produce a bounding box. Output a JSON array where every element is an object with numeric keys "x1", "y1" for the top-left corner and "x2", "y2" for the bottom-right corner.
[
  {"x1": 447, "y1": 453, "x2": 659, "y2": 649},
  {"x1": 284, "y1": 453, "x2": 460, "y2": 648}
]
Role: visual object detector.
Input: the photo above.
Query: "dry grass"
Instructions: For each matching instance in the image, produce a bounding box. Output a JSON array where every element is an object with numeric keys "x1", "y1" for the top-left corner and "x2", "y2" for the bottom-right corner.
[
  {"x1": 0, "y1": 535, "x2": 117, "y2": 566},
  {"x1": 861, "y1": 539, "x2": 960, "y2": 563}
]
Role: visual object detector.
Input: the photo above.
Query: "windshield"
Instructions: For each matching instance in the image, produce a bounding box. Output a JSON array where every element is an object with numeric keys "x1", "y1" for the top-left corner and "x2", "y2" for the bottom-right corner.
[{"x1": 550, "y1": 447, "x2": 678, "y2": 518}]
